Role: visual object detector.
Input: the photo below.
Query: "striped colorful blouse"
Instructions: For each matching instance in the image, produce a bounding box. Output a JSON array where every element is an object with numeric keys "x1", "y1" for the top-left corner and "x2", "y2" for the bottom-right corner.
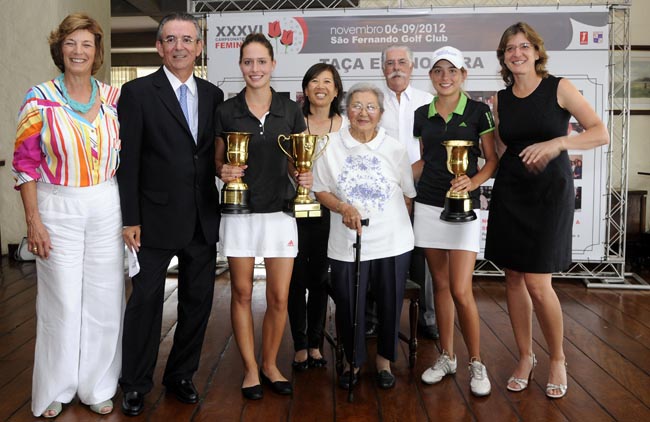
[{"x1": 12, "y1": 78, "x2": 121, "y2": 189}]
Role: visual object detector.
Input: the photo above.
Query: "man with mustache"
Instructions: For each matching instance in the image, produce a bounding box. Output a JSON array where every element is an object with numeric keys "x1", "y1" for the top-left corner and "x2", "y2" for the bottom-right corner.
[{"x1": 376, "y1": 45, "x2": 439, "y2": 341}]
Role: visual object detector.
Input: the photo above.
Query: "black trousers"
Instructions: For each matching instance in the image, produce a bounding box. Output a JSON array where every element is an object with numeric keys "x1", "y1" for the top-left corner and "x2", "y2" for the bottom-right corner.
[
  {"x1": 119, "y1": 223, "x2": 216, "y2": 394},
  {"x1": 330, "y1": 251, "x2": 410, "y2": 367},
  {"x1": 287, "y1": 210, "x2": 330, "y2": 351}
]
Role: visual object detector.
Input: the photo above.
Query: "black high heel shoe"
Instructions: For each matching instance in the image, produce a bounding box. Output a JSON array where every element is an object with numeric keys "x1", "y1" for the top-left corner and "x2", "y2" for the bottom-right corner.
[{"x1": 260, "y1": 370, "x2": 293, "y2": 395}]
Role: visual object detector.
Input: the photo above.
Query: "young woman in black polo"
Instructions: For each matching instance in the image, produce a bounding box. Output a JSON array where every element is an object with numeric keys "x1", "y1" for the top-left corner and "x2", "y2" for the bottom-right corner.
[
  {"x1": 215, "y1": 33, "x2": 308, "y2": 400},
  {"x1": 412, "y1": 46, "x2": 498, "y2": 397}
]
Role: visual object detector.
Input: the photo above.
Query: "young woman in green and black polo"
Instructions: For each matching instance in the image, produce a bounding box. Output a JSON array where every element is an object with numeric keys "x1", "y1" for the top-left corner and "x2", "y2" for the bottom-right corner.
[{"x1": 412, "y1": 46, "x2": 498, "y2": 397}]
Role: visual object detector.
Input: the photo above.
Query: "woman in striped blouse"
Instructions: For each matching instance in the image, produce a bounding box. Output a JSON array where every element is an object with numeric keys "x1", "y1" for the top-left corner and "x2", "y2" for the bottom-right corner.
[{"x1": 12, "y1": 13, "x2": 123, "y2": 418}]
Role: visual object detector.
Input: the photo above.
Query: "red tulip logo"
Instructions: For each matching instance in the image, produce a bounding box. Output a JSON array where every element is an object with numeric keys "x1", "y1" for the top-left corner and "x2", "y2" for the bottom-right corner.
[
  {"x1": 268, "y1": 21, "x2": 281, "y2": 52},
  {"x1": 280, "y1": 30, "x2": 294, "y2": 52},
  {"x1": 268, "y1": 21, "x2": 281, "y2": 38}
]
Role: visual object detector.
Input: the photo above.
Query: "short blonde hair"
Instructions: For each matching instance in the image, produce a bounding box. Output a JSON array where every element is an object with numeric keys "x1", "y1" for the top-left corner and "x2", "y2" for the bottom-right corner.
[{"x1": 49, "y1": 13, "x2": 104, "y2": 75}]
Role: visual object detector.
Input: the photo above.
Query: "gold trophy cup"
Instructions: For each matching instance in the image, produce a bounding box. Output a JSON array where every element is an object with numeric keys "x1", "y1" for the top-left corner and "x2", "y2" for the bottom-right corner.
[
  {"x1": 278, "y1": 133, "x2": 329, "y2": 218},
  {"x1": 440, "y1": 140, "x2": 477, "y2": 222},
  {"x1": 221, "y1": 132, "x2": 252, "y2": 214}
]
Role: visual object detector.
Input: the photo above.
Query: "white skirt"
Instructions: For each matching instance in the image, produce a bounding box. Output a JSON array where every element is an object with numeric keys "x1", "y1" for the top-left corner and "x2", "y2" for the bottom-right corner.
[
  {"x1": 413, "y1": 202, "x2": 480, "y2": 253},
  {"x1": 219, "y1": 211, "x2": 298, "y2": 257}
]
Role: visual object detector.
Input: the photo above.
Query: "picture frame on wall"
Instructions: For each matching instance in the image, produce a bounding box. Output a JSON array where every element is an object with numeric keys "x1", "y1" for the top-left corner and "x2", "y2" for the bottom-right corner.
[{"x1": 630, "y1": 46, "x2": 650, "y2": 115}]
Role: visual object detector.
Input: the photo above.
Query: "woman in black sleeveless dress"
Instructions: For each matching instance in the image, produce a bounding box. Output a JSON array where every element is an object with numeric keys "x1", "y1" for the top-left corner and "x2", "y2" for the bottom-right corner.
[{"x1": 485, "y1": 22, "x2": 608, "y2": 399}]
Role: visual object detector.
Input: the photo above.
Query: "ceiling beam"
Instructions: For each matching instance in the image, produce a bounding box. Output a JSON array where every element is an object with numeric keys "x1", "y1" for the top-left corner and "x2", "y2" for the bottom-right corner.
[
  {"x1": 112, "y1": 31, "x2": 158, "y2": 49},
  {"x1": 123, "y1": 0, "x2": 164, "y2": 19},
  {"x1": 112, "y1": 52, "x2": 162, "y2": 67}
]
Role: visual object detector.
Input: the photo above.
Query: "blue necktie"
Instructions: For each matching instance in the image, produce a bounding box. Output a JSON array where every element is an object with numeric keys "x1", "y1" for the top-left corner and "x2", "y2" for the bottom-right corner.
[{"x1": 179, "y1": 84, "x2": 190, "y2": 126}]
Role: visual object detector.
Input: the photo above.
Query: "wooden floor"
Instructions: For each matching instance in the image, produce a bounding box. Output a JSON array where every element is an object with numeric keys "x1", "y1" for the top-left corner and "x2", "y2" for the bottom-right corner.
[{"x1": 1, "y1": 257, "x2": 650, "y2": 422}]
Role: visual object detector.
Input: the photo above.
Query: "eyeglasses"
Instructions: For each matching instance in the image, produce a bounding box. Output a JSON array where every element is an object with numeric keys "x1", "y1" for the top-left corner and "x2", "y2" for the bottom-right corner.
[
  {"x1": 349, "y1": 103, "x2": 379, "y2": 114},
  {"x1": 384, "y1": 59, "x2": 410, "y2": 68},
  {"x1": 504, "y1": 42, "x2": 533, "y2": 54},
  {"x1": 161, "y1": 35, "x2": 197, "y2": 45}
]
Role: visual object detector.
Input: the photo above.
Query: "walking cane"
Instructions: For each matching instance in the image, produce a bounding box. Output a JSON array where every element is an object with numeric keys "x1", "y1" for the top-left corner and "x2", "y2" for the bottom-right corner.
[{"x1": 349, "y1": 218, "x2": 369, "y2": 403}]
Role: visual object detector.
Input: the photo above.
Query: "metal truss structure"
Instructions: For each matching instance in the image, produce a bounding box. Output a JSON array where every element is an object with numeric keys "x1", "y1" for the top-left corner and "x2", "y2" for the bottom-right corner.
[
  {"x1": 190, "y1": 1, "x2": 644, "y2": 288},
  {"x1": 190, "y1": 0, "x2": 631, "y2": 13}
]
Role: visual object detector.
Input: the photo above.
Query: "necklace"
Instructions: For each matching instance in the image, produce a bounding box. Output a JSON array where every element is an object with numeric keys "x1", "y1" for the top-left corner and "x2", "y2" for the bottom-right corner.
[
  {"x1": 57, "y1": 74, "x2": 97, "y2": 114},
  {"x1": 306, "y1": 115, "x2": 333, "y2": 135}
]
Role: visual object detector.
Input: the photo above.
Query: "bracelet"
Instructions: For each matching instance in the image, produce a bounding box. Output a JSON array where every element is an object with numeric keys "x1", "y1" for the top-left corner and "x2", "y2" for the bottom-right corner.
[{"x1": 335, "y1": 201, "x2": 345, "y2": 213}]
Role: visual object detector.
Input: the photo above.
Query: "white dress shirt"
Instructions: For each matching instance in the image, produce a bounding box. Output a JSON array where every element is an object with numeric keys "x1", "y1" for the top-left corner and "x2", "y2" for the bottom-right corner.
[
  {"x1": 380, "y1": 84, "x2": 434, "y2": 164},
  {"x1": 163, "y1": 66, "x2": 198, "y2": 142}
]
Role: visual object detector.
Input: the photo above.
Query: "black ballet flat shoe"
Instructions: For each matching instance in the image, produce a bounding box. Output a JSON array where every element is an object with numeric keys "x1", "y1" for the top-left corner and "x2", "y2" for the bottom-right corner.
[
  {"x1": 338, "y1": 370, "x2": 360, "y2": 390},
  {"x1": 308, "y1": 356, "x2": 327, "y2": 368},
  {"x1": 292, "y1": 359, "x2": 309, "y2": 372},
  {"x1": 241, "y1": 384, "x2": 263, "y2": 400},
  {"x1": 260, "y1": 370, "x2": 293, "y2": 395}
]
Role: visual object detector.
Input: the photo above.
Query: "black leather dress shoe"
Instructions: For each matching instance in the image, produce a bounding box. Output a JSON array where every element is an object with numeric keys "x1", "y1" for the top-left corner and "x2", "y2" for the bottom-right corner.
[
  {"x1": 338, "y1": 370, "x2": 360, "y2": 390},
  {"x1": 376, "y1": 370, "x2": 396, "y2": 389},
  {"x1": 260, "y1": 370, "x2": 293, "y2": 395},
  {"x1": 241, "y1": 384, "x2": 263, "y2": 400},
  {"x1": 166, "y1": 379, "x2": 199, "y2": 404},
  {"x1": 121, "y1": 391, "x2": 144, "y2": 416}
]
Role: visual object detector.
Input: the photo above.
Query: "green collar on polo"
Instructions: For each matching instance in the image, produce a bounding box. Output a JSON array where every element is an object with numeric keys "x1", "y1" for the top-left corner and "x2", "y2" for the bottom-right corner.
[{"x1": 428, "y1": 92, "x2": 468, "y2": 122}]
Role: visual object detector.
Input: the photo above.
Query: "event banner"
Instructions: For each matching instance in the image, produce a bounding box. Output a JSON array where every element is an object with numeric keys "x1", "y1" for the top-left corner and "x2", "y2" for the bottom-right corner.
[{"x1": 206, "y1": 6, "x2": 610, "y2": 262}]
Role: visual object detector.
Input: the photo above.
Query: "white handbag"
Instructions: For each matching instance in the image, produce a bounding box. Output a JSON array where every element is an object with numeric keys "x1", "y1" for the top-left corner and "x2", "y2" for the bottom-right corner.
[{"x1": 14, "y1": 237, "x2": 36, "y2": 261}]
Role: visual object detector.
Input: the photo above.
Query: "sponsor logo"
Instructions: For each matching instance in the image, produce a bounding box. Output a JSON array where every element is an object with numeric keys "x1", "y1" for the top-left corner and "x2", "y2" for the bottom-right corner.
[
  {"x1": 580, "y1": 31, "x2": 588, "y2": 45},
  {"x1": 287, "y1": 240, "x2": 295, "y2": 247},
  {"x1": 593, "y1": 31, "x2": 604, "y2": 44},
  {"x1": 213, "y1": 18, "x2": 305, "y2": 53}
]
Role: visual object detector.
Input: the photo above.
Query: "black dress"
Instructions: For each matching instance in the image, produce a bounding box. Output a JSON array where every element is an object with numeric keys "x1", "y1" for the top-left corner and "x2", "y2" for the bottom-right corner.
[{"x1": 485, "y1": 75, "x2": 573, "y2": 273}]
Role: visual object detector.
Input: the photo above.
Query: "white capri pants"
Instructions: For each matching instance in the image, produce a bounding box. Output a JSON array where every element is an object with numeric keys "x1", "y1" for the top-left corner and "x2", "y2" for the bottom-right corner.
[{"x1": 32, "y1": 178, "x2": 124, "y2": 416}]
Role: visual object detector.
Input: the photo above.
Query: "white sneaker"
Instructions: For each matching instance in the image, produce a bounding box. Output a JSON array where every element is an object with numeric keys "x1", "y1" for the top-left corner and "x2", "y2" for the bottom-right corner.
[
  {"x1": 469, "y1": 360, "x2": 491, "y2": 396},
  {"x1": 421, "y1": 352, "x2": 457, "y2": 384}
]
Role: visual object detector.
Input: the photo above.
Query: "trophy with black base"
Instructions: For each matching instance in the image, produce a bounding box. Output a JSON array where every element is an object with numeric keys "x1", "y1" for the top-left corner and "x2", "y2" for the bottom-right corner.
[{"x1": 440, "y1": 140, "x2": 477, "y2": 222}]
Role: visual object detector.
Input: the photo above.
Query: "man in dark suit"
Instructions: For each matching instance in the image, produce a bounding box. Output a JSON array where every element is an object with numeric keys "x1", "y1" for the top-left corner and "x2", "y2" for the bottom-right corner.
[{"x1": 116, "y1": 12, "x2": 223, "y2": 416}]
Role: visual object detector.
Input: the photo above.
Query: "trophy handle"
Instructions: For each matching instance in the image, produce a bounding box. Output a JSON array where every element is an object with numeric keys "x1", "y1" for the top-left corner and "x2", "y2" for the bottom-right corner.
[
  {"x1": 277, "y1": 134, "x2": 293, "y2": 160},
  {"x1": 224, "y1": 133, "x2": 234, "y2": 164},
  {"x1": 311, "y1": 134, "x2": 330, "y2": 162}
]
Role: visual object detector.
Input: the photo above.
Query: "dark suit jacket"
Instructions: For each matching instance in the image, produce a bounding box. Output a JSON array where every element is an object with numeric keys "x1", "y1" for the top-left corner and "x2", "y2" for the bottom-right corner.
[{"x1": 117, "y1": 67, "x2": 224, "y2": 249}]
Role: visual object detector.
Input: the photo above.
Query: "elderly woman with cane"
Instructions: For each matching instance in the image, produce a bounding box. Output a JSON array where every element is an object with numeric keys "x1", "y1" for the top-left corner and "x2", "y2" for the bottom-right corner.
[{"x1": 312, "y1": 82, "x2": 416, "y2": 390}]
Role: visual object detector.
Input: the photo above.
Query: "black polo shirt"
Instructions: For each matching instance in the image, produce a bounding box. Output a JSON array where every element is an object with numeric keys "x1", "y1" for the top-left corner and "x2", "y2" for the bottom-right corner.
[
  {"x1": 413, "y1": 93, "x2": 495, "y2": 208},
  {"x1": 215, "y1": 88, "x2": 306, "y2": 213}
]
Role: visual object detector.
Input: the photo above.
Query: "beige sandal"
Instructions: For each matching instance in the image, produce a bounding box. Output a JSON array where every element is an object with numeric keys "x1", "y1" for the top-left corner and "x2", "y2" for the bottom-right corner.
[
  {"x1": 546, "y1": 383, "x2": 568, "y2": 398},
  {"x1": 89, "y1": 399, "x2": 113, "y2": 415},
  {"x1": 42, "y1": 401, "x2": 62, "y2": 418},
  {"x1": 546, "y1": 361, "x2": 568, "y2": 398},
  {"x1": 507, "y1": 354, "x2": 537, "y2": 392}
]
